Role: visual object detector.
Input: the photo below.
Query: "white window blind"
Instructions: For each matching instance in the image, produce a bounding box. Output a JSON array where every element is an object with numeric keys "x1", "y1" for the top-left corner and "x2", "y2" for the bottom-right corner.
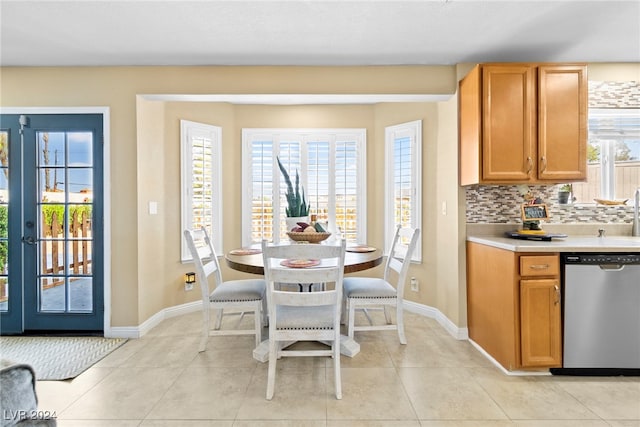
[
  {"x1": 242, "y1": 129, "x2": 366, "y2": 245},
  {"x1": 180, "y1": 120, "x2": 222, "y2": 260}
]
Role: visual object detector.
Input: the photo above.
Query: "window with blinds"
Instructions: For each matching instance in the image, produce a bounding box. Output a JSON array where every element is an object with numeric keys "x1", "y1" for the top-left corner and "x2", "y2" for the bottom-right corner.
[
  {"x1": 385, "y1": 120, "x2": 422, "y2": 262},
  {"x1": 180, "y1": 120, "x2": 222, "y2": 260},
  {"x1": 242, "y1": 129, "x2": 366, "y2": 245},
  {"x1": 572, "y1": 108, "x2": 640, "y2": 203}
]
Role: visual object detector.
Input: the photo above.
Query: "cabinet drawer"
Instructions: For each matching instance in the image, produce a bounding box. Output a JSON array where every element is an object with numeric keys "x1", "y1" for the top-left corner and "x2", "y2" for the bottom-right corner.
[{"x1": 520, "y1": 255, "x2": 559, "y2": 276}]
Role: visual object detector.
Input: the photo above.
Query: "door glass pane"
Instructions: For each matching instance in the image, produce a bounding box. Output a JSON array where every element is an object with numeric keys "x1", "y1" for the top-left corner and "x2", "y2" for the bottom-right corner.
[
  {"x1": 70, "y1": 277, "x2": 92, "y2": 312},
  {"x1": 0, "y1": 130, "x2": 8, "y2": 311},
  {"x1": 68, "y1": 132, "x2": 93, "y2": 166},
  {"x1": 69, "y1": 168, "x2": 93, "y2": 196},
  {"x1": 38, "y1": 132, "x2": 65, "y2": 168},
  {"x1": 67, "y1": 240, "x2": 92, "y2": 275},
  {"x1": 40, "y1": 277, "x2": 65, "y2": 312},
  {"x1": 37, "y1": 130, "x2": 94, "y2": 313}
]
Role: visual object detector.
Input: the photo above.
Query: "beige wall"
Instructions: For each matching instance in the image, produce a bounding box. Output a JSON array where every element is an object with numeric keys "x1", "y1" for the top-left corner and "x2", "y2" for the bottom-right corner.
[
  {"x1": 3, "y1": 63, "x2": 634, "y2": 331},
  {"x1": 587, "y1": 63, "x2": 640, "y2": 81},
  {"x1": 0, "y1": 65, "x2": 461, "y2": 329}
]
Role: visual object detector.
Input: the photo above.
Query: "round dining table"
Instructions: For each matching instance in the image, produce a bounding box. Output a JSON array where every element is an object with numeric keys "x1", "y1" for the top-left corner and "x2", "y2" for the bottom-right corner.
[
  {"x1": 224, "y1": 242, "x2": 383, "y2": 362},
  {"x1": 224, "y1": 244, "x2": 383, "y2": 276}
]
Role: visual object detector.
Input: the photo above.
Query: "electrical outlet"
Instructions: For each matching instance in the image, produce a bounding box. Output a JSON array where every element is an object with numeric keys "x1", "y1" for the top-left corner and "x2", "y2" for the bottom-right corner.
[
  {"x1": 184, "y1": 282, "x2": 194, "y2": 291},
  {"x1": 410, "y1": 277, "x2": 418, "y2": 292}
]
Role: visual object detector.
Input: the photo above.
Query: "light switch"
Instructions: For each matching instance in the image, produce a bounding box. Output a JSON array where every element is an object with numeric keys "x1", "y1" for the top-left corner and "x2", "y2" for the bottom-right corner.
[
  {"x1": 149, "y1": 201, "x2": 158, "y2": 215},
  {"x1": 441, "y1": 201, "x2": 447, "y2": 216}
]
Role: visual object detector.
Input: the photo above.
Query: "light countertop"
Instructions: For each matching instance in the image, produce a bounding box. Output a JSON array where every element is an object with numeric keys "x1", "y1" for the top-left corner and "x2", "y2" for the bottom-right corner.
[{"x1": 467, "y1": 234, "x2": 640, "y2": 253}]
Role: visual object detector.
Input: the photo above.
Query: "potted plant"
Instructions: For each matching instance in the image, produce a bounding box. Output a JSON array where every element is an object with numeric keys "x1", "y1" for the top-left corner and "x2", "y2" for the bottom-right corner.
[
  {"x1": 558, "y1": 183, "x2": 573, "y2": 204},
  {"x1": 276, "y1": 156, "x2": 310, "y2": 230}
]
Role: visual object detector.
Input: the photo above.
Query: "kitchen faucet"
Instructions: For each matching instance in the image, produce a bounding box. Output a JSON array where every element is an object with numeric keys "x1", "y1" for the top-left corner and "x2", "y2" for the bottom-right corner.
[{"x1": 633, "y1": 188, "x2": 640, "y2": 237}]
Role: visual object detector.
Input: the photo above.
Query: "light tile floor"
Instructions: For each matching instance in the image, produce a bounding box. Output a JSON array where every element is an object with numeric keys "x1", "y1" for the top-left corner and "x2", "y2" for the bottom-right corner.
[{"x1": 35, "y1": 310, "x2": 640, "y2": 426}]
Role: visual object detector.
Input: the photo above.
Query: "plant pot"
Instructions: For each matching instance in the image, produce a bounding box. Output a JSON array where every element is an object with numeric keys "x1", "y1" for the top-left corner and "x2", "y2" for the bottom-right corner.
[
  {"x1": 285, "y1": 216, "x2": 310, "y2": 232},
  {"x1": 558, "y1": 191, "x2": 571, "y2": 204}
]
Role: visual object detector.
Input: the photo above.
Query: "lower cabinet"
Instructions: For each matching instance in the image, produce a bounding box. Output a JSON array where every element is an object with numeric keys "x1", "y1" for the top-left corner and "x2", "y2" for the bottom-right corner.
[
  {"x1": 520, "y1": 278, "x2": 562, "y2": 367},
  {"x1": 467, "y1": 242, "x2": 562, "y2": 370}
]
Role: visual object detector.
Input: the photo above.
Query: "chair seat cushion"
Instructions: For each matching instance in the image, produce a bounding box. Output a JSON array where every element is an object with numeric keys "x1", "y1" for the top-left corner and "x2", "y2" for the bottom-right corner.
[
  {"x1": 210, "y1": 279, "x2": 265, "y2": 302},
  {"x1": 343, "y1": 277, "x2": 397, "y2": 298},
  {"x1": 275, "y1": 305, "x2": 335, "y2": 329}
]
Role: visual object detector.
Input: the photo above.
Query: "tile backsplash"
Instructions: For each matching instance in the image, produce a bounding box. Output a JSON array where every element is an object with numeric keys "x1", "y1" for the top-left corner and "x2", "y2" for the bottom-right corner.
[{"x1": 465, "y1": 184, "x2": 635, "y2": 224}]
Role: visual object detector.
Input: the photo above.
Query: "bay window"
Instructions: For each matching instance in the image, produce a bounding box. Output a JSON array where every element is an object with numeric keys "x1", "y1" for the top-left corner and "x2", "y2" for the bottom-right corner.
[{"x1": 242, "y1": 129, "x2": 366, "y2": 245}]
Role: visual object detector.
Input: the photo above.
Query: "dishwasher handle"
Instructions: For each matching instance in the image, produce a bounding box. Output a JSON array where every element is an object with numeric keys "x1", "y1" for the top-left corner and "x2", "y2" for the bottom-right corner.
[{"x1": 598, "y1": 264, "x2": 626, "y2": 272}]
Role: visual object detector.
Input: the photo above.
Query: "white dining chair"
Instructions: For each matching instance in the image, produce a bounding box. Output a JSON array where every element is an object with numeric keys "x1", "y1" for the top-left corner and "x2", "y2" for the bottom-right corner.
[
  {"x1": 343, "y1": 225, "x2": 420, "y2": 345},
  {"x1": 184, "y1": 227, "x2": 266, "y2": 352},
  {"x1": 261, "y1": 239, "x2": 347, "y2": 400}
]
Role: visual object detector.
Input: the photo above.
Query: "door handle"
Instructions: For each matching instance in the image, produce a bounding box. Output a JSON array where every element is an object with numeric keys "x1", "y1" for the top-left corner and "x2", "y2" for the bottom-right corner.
[
  {"x1": 22, "y1": 236, "x2": 37, "y2": 245},
  {"x1": 554, "y1": 284, "x2": 561, "y2": 305}
]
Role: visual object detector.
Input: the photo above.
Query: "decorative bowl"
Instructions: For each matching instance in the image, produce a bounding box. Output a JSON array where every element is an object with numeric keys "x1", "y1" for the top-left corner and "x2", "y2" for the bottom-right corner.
[{"x1": 286, "y1": 231, "x2": 331, "y2": 243}]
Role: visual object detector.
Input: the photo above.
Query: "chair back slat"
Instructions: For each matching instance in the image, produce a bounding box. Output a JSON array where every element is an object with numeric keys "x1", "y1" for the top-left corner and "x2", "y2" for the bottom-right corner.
[
  {"x1": 271, "y1": 289, "x2": 337, "y2": 306},
  {"x1": 266, "y1": 263, "x2": 342, "y2": 284},
  {"x1": 262, "y1": 240, "x2": 346, "y2": 308},
  {"x1": 383, "y1": 225, "x2": 420, "y2": 300},
  {"x1": 184, "y1": 227, "x2": 224, "y2": 299}
]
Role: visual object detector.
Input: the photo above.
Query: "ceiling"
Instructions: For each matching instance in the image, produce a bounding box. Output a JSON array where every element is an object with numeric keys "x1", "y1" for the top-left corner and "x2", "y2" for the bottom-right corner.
[{"x1": 1, "y1": 0, "x2": 639, "y2": 67}]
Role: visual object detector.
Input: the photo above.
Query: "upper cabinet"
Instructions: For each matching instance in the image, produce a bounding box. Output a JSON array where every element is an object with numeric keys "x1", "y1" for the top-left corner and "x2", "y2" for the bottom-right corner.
[{"x1": 459, "y1": 63, "x2": 587, "y2": 185}]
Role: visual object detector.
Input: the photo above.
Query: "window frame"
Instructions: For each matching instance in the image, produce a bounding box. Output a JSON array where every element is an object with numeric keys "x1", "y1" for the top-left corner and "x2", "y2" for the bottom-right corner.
[
  {"x1": 241, "y1": 128, "x2": 367, "y2": 246},
  {"x1": 586, "y1": 108, "x2": 640, "y2": 201},
  {"x1": 384, "y1": 120, "x2": 422, "y2": 262},
  {"x1": 180, "y1": 120, "x2": 222, "y2": 261}
]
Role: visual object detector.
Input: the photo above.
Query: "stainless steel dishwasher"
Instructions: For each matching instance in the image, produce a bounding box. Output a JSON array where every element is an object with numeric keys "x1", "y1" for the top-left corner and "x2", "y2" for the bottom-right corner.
[{"x1": 552, "y1": 253, "x2": 640, "y2": 376}]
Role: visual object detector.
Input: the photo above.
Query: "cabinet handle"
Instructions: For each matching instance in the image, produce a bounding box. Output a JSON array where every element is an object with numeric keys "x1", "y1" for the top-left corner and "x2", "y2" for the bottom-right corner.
[
  {"x1": 554, "y1": 285, "x2": 561, "y2": 305},
  {"x1": 529, "y1": 264, "x2": 550, "y2": 270},
  {"x1": 540, "y1": 156, "x2": 547, "y2": 172},
  {"x1": 526, "y1": 157, "x2": 533, "y2": 174}
]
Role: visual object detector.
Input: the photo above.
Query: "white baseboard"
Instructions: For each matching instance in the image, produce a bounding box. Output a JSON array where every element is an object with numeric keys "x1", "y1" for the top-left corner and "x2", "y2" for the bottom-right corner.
[
  {"x1": 107, "y1": 299, "x2": 468, "y2": 341},
  {"x1": 106, "y1": 301, "x2": 202, "y2": 338},
  {"x1": 468, "y1": 338, "x2": 551, "y2": 376},
  {"x1": 403, "y1": 300, "x2": 469, "y2": 340}
]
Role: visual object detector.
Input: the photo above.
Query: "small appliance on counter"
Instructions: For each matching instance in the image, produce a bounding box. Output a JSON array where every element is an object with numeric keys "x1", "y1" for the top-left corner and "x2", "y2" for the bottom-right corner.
[{"x1": 506, "y1": 203, "x2": 567, "y2": 241}]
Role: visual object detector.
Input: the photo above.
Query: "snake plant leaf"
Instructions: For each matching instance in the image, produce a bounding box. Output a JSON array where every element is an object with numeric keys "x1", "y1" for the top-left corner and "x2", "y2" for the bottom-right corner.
[{"x1": 277, "y1": 156, "x2": 310, "y2": 217}]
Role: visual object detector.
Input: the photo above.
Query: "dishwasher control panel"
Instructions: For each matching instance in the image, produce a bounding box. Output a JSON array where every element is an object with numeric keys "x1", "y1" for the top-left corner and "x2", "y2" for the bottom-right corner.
[{"x1": 563, "y1": 253, "x2": 640, "y2": 265}]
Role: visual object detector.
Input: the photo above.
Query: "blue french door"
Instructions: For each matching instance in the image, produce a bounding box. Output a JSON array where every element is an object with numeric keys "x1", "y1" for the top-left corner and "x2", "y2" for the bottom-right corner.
[{"x1": 0, "y1": 114, "x2": 104, "y2": 334}]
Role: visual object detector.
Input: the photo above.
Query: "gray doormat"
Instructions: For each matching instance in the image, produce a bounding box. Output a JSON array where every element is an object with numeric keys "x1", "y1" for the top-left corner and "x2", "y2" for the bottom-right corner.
[{"x1": 0, "y1": 336, "x2": 127, "y2": 380}]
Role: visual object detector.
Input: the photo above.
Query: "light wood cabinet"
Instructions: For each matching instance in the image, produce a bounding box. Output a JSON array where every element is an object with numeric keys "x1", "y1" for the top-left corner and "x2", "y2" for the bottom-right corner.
[
  {"x1": 466, "y1": 242, "x2": 562, "y2": 370},
  {"x1": 519, "y1": 255, "x2": 562, "y2": 367},
  {"x1": 459, "y1": 63, "x2": 587, "y2": 185}
]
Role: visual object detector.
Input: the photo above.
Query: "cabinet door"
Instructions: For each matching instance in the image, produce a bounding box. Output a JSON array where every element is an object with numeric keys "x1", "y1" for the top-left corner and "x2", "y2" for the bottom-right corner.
[
  {"x1": 459, "y1": 65, "x2": 482, "y2": 185},
  {"x1": 537, "y1": 65, "x2": 587, "y2": 181},
  {"x1": 482, "y1": 65, "x2": 536, "y2": 181},
  {"x1": 520, "y1": 278, "x2": 562, "y2": 367},
  {"x1": 467, "y1": 242, "x2": 519, "y2": 370}
]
